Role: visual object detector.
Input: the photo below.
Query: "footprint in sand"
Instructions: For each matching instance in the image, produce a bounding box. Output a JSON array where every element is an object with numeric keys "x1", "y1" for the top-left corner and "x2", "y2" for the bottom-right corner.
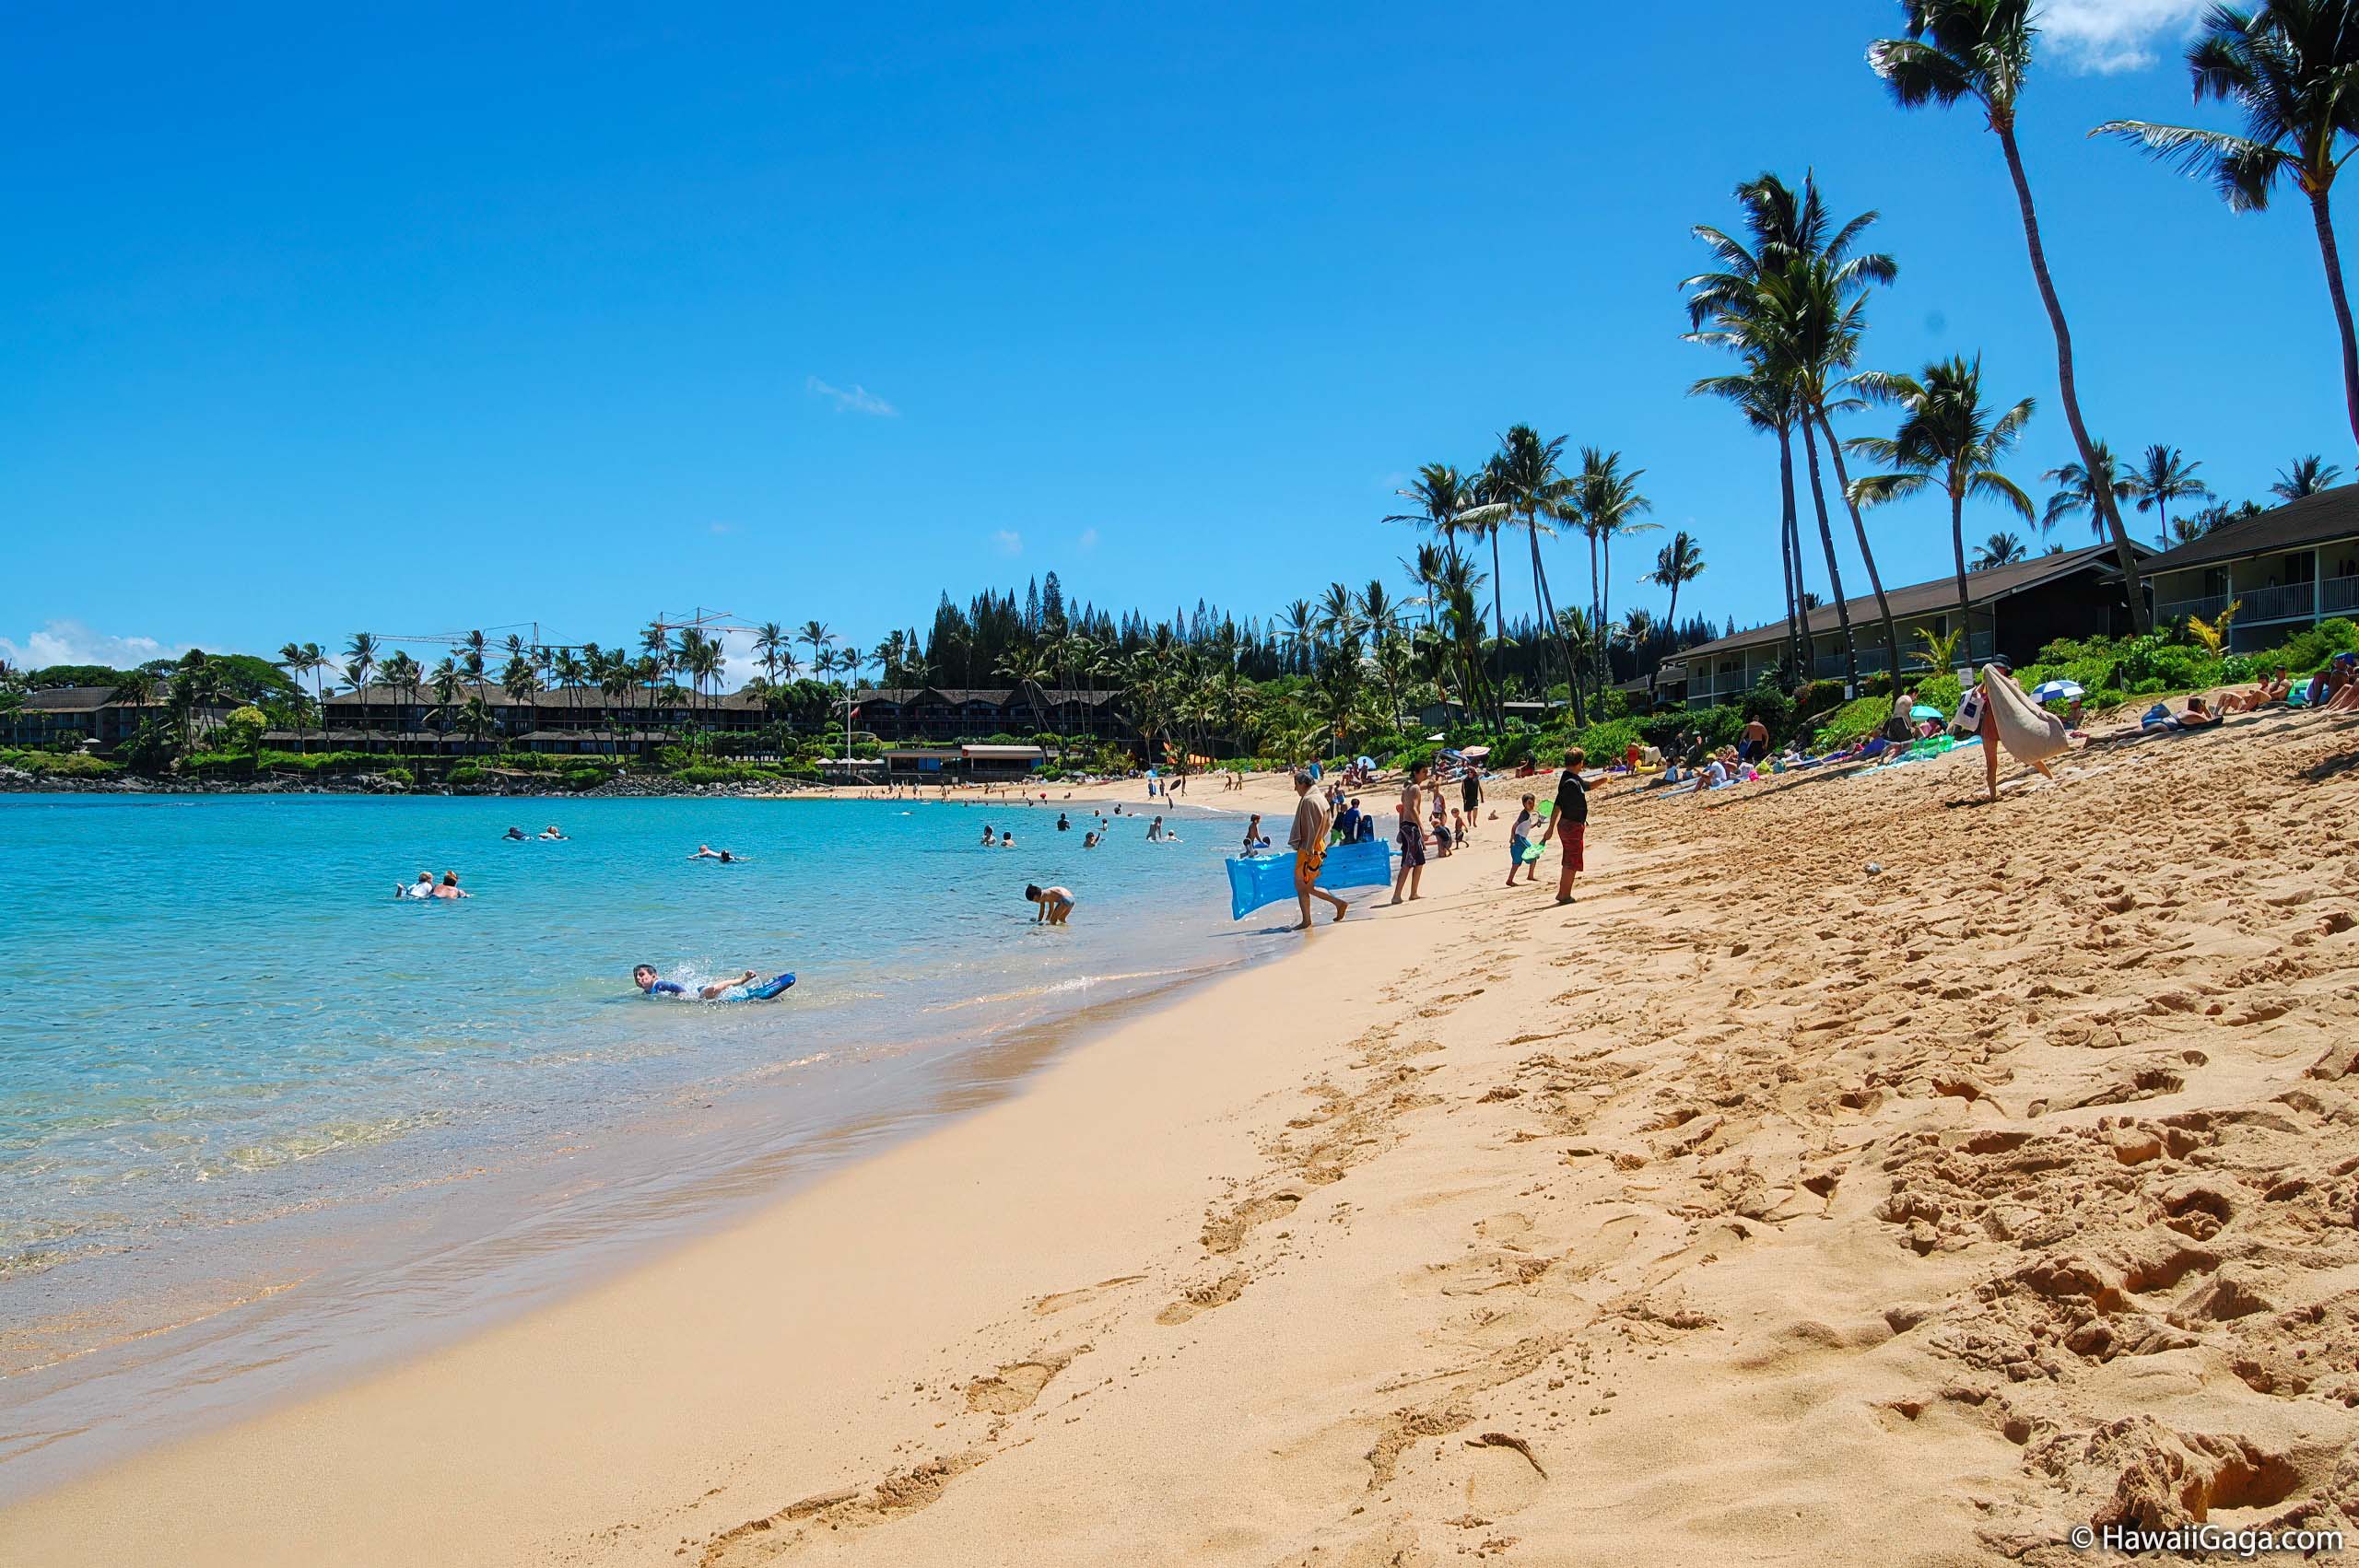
[
  {"x1": 1028, "y1": 1274, "x2": 1146, "y2": 1316},
  {"x1": 1156, "y1": 1269, "x2": 1248, "y2": 1325},
  {"x1": 963, "y1": 1356, "x2": 1069, "y2": 1415}
]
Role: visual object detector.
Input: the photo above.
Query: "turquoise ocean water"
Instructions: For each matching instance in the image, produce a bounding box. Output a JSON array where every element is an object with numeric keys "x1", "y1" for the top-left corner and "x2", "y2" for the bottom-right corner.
[{"x1": 0, "y1": 790, "x2": 1270, "y2": 1495}]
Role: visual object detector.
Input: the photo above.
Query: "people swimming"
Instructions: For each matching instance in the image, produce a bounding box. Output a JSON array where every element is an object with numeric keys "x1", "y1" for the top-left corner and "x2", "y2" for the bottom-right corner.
[
  {"x1": 424, "y1": 871, "x2": 468, "y2": 899},
  {"x1": 1082, "y1": 830, "x2": 1100, "y2": 848},
  {"x1": 1145, "y1": 816, "x2": 1165, "y2": 842},
  {"x1": 1057, "y1": 813, "x2": 1072, "y2": 832},
  {"x1": 1025, "y1": 883, "x2": 1075, "y2": 925},
  {"x1": 503, "y1": 825, "x2": 527, "y2": 841},
  {"x1": 688, "y1": 845, "x2": 745, "y2": 862},
  {"x1": 396, "y1": 872, "x2": 436, "y2": 899},
  {"x1": 631, "y1": 964, "x2": 792, "y2": 1001},
  {"x1": 538, "y1": 825, "x2": 567, "y2": 840},
  {"x1": 980, "y1": 825, "x2": 995, "y2": 846},
  {"x1": 999, "y1": 831, "x2": 1014, "y2": 848}
]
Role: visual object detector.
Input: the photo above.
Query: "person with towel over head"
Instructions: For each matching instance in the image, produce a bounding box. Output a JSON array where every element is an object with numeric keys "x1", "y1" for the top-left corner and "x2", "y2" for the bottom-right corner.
[{"x1": 1964, "y1": 656, "x2": 2068, "y2": 803}]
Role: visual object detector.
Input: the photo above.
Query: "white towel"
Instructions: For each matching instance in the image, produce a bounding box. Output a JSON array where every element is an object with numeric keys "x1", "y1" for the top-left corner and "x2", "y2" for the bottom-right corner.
[{"x1": 1980, "y1": 665, "x2": 2070, "y2": 766}]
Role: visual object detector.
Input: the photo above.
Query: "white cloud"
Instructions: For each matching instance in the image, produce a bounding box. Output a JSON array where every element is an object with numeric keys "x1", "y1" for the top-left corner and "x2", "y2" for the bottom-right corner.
[
  {"x1": 992, "y1": 530, "x2": 1023, "y2": 556},
  {"x1": 0, "y1": 619, "x2": 196, "y2": 673},
  {"x1": 2040, "y1": 0, "x2": 2207, "y2": 74},
  {"x1": 1077, "y1": 527, "x2": 1099, "y2": 551},
  {"x1": 805, "y1": 376, "x2": 899, "y2": 417}
]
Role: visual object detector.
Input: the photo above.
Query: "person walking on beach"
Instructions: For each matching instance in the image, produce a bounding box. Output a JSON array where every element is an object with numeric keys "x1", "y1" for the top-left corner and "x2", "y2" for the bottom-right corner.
[
  {"x1": 1391, "y1": 761, "x2": 1427, "y2": 905},
  {"x1": 1537, "y1": 747, "x2": 1588, "y2": 905},
  {"x1": 1460, "y1": 765, "x2": 1482, "y2": 825},
  {"x1": 1287, "y1": 770, "x2": 1349, "y2": 930}
]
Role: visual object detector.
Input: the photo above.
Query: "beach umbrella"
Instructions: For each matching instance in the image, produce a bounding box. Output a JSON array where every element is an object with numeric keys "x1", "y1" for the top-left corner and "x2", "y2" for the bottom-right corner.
[
  {"x1": 2030, "y1": 680, "x2": 2083, "y2": 703},
  {"x1": 1426, "y1": 731, "x2": 1446, "y2": 742},
  {"x1": 1355, "y1": 755, "x2": 1375, "y2": 770},
  {"x1": 1461, "y1": 745, "x2": 1491, "y2": 760},
  {"x1": 1909, "y1": 704, "x2": 1945, "y2": 720}
]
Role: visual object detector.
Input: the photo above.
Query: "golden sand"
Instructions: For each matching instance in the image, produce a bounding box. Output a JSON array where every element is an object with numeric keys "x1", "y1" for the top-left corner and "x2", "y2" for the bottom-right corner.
[{"x1": 5, "y1": 711, "x2": 2356, "y2": 1565}]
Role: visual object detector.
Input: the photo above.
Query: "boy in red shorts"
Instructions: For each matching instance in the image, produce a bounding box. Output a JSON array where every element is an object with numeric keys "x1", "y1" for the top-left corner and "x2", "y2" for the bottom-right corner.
[{"x1": 1538, "y1": 746, "x2": 1588, "y2": 905}]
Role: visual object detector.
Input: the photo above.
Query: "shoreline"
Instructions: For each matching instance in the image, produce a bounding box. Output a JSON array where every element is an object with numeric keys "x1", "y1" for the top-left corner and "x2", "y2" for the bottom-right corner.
[{"x1": 9, "y1": 714, "x2": 2352, "y2": 1562}]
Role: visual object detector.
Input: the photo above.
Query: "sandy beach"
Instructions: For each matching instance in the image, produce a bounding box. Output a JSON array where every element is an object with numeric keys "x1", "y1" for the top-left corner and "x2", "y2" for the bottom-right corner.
[{"x1": 6, "y1": 713, "x2": 2357, "y2": 1565}]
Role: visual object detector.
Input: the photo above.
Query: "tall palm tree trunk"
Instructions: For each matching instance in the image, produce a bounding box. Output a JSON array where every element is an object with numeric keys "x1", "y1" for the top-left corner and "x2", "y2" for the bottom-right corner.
[
  {"x1": 1797, "y1": 418, "x2": 1860, "y2": 692},
  {"x1": 2307, "y1": 186, "x2": 2359, "y2": 453},
  {"x1": 1816, "y1": 412, "x2": 1907, "y2": 688},
  {"x1": 1777, "y1": 427, "x2": 1805, "y2": 684},
  {"x1": 1996, "y1": 119, "x2": 2151, "y2": 631},
  {"x1": 1532, "y1": 530, "x2": 1586, "y2": 728},
  {"x1": 1487, "y1": 530, "x2": 1508, "y2": 737},
  {"x1": 1948, "y1": 485, "x2": 1973, "y2": 661}
]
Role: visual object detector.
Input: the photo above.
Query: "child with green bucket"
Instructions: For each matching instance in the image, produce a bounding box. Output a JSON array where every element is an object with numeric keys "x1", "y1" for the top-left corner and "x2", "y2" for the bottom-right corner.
[{"x1": 1507, "y1": 793, "x2": 1542, "y2": 887}]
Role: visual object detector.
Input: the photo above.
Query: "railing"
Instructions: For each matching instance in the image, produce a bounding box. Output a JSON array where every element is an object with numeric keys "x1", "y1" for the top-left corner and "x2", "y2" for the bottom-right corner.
[
  {"x1": 2323, "y1": 575, "x2": 2359, "y2": 615},
  {"x1": 2234, "y1": 582, "x2": 2318, "y2": 624},
  {"x1": 2157, "y1": 593, "x2": 2230, "y2": 626}
]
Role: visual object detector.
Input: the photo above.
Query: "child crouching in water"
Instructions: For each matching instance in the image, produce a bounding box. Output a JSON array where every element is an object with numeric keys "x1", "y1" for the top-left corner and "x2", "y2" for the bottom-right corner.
[{"x1": 1506, "y1": 794, "x2": 1539, "y2": 887}]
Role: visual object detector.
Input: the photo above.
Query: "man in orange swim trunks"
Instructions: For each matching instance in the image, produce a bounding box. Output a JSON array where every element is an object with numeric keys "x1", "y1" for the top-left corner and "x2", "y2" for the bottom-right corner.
[{"x1": 1288, "y1": 769, "x2": 1350, "y2": 931}]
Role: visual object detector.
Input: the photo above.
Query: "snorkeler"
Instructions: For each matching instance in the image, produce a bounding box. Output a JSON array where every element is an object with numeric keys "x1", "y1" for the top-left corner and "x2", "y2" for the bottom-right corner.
[{"x1": 688, "y1": 845, "x2": 745, "y2": 862}]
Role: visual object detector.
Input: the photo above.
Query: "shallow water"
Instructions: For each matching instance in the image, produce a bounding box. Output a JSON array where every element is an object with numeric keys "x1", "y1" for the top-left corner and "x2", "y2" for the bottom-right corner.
[{"x1": 0, "y1": 790, "x2": 1268, "y2": 1495}]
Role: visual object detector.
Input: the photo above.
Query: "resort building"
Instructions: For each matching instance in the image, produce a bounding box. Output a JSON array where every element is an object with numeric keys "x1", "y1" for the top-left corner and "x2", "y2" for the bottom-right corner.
[
  {"x1": 1675, "y1": 542, "x2": 2154, "y2": 708},
  {"x1": 848, "y1": 686, "x2": 1130, "y2": 743},
  {"x1": 1, "y1": 685, "x2": 240, "y2": 752},
  {"x1": 2141, "y1": 487, "x2": 2359, "y2": 650}
]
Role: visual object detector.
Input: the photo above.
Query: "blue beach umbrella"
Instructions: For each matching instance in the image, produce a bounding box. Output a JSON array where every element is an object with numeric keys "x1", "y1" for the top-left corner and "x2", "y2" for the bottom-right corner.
[
  {"x1": 1909, "y1": 704, "x2": 1945, "y2": 720},
  {"x1": 2030, "y1": 679, "x2": 2084, "y2": 704}
]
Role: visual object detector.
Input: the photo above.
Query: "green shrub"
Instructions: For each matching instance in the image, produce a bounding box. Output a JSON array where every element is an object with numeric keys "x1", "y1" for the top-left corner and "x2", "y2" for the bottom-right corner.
[
  {"x1": 381, "y1": 766, "x2": 415, "y2": 788},
  {"x1": 1571, "y1": 717, "x2": 1644, "y2": 766},
  {"x1": 447, "y1": 765, "x2": 485, "y2": 787},
  {"x1": 0, "y1": 747, "x2": 121, "y2": 778},
  {"x1": 563, "y1": 766, "x2": 605, "y2": 791},
  {"x1": 2269, "y1": 617, "x2": 2359, "y2": 673}
]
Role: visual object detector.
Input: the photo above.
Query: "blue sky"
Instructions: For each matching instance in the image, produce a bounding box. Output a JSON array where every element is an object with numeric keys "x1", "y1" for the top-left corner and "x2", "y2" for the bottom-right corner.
[{"x1": 2, "y1": 0, "x2": 2343, "y2": 678}]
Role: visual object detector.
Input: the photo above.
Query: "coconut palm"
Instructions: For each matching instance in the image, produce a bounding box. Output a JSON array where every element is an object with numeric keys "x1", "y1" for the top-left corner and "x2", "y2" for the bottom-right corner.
[
  {"x1": 2124, "y1": 444, "x2": 2215, "y2": 546},
  {"x1": 1685, "y1": 173, "x2": 1896, "y2": 686},
  {"x1": 1687, "y1": 363, "x2": 1809, "y2": 679},
  {"x1": 378, "y1": 650, "x2": 422, "y2": 754},
  {"x1": 1871, "y1": 0, "x2": 2153, "y2": 628},
  {"x1": 1972, "y1": 532, "x2": 2029, "y2": 569},
  {"x1": 2043, "y1": 441, "x2": 2135, "y2": 539},
  {"x1": 1568, "y1": 448, "x2": 1657, "y2": 654},
  {"x1": 276, "y1": 640, "x2": 327, "y2": 747},
  {"x1": 1642, "y1": 531, "x2": 1709, "y2": 696},
  {"x1": 1846, "y1": 355, "x2": 2036, "y2": 644},
  {"x1": 2097, "y1": 3, "x2": 2359, "y2": 451},
  {"x1": 429, "y1": 657, "x2": 460, "y2": 743},
  {"x1": 343, "y1": 633, "x2": 378, "y2": 753},
  {"x1": 1490, "y1": 426, "x2": 1584, "y2": 722},
  {"x1": 2273, "y1": 452, "x2": 2345, "y2": 498}
]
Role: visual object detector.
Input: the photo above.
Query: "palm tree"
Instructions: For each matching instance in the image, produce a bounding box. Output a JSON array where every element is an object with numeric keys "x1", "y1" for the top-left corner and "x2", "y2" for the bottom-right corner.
[
  {"x1": 1569, "y1": 447, "x2": 1656, "y2": 663},
  {"x1": 1872, "y1": 0, "x2": 2154, "y2": 629},
  {"x1": 2124, "y1": 444, "x2": 2215, "y2": 546},
  {"x1": 2273, "y1": 452, "x2": 2345, "y2": 499},
  {"x1": 1847, "y1": 354, "x2": 2036, "y2": 647},
  {"x1": 276, "y1": 641, "x2": 326, "y2": 748},
  {"x1": 429, "y1": 657, "x2": 460, "y2": 746},
  {"x1": 1688, "y1": 362, "x2": 1810, "y2": 680},
  {"x1": 995, "y1": 644, "x2": 1054, "y2": 732},
  {"x1": 2098, "y1": 2, "x2": 2359, "y2": 451},
  {"x1": 754, "y1": 621, "x2": 790, "y2": 690},
  {"x1": 378, "y1": 650, "x2": 422, "y2": 754},
  {"x1": 1685, "y1": 173, "x2": 1897, "y2": 686},
  {"x1": 1487, "y1": 426, "x2": 1584, "y2": 723},
  {"x1": 2043, "y1": 441, "x2": 2134, "y2": 538},
  {"x1": 1643, "y1": 531, "x2": 1708, "y2": 697},
  {"x1": 343, "y1": 632, "x2": 378, "y2": 753},
  {"x1": 552, "y1": 648, "x2": 588, "y2": 733},
  {"x1": 1972, "y1": 531, "x2": 2029, "y2": 569}
]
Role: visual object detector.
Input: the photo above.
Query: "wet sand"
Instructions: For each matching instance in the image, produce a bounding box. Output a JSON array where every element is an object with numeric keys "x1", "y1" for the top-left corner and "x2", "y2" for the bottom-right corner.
[{"x1": 6, "y1": 712, "x2": 2357, "y2": 1564}]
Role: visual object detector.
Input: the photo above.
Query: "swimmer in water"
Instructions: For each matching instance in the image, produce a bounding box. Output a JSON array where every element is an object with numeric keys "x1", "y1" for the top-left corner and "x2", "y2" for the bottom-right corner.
[
  {"x1": 689, "y1": 845, "x2": 746, "y2": 861},
  {"x1": 999, "y1": 831, "x2": 1015, "y2": 848},
  {"x1": 395, "y1": 872, "x2": 435, "y2": 899},
  {"x1": 538, "y1": 825, "x2": 566, "y2": 840},
  {"x1": 632, "y1": 964, "x2": 759, "y2": 1000},
  {"x1": 1145, "y1": 815, "x2": 1165, "y2": 842},
  {"x1": 431, "y1": 871, "x2": 469, "y2": 899},
  {"x1": 1025, "y1": 883, "x2": 1075, "y2": 925},
  {"x1": 503, "y1": 825, "x2": 527, "y2": 841},
  {"x1": 1083, "y1": 830, "x2": 1099, "y2": 848},
  {"x1": 980, "y1": 825, "x2": 995, "y2": 846}
]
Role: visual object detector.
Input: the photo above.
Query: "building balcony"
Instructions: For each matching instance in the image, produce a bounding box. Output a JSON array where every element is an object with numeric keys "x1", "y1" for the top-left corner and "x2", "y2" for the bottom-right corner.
[
  {"x1": 2323, "y1": 574, "x2": 2359, "y2": 616},
  {"x1": 2234, "y1": 582, "x2": 2320, "y2": 624},
  {"x1": 2158, "y1": 592, "x2": 2230, "y2": 626}
]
